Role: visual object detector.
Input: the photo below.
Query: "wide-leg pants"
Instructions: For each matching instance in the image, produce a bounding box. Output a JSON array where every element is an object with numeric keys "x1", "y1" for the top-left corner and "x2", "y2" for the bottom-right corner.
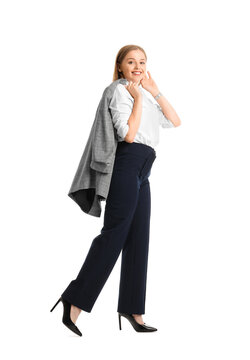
[{"x1": 61, "y1": 141, "x2": 157, "y2": 314}]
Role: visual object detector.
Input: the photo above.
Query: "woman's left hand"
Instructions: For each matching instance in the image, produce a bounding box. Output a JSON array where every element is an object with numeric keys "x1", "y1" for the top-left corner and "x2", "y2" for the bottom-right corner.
[{"x1": 140, "y1": 71, "x2": 160, "y2": 97}]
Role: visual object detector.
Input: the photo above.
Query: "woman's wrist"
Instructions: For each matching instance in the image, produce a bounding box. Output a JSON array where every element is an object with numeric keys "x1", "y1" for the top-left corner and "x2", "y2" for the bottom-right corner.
[
  {"x1": 151, "y1": 89, "x2": 160, "y2": 98},
  {"x1": 134, "y1": 93, "x2": 142, "y2": 101}
]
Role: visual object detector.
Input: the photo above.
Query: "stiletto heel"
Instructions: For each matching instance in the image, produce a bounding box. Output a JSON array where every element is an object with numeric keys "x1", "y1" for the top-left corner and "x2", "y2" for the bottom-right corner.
[
  {"x1": 118, "y1": 312, "x2": 157, "y2": 332},
  {"x1": 118, "y1": 313, "x2": 122, "y2": 330},
  {"x1": 50, "y1": 298, "x2": 61, "y2": 312},
  {"x1": 50, "y1": 296, "x2": 82, "y2": 336}
]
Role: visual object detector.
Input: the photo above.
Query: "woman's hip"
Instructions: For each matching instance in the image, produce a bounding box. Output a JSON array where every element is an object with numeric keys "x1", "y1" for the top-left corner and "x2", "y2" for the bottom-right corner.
[{"x1": 114, "y1": 141, "x2": 157, "y2": 179}]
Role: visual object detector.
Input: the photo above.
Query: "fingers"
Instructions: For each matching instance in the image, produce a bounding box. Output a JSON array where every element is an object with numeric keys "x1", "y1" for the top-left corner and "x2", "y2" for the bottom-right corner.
[{"x1": 128, "y1": 81, "x2": 138, "y2": 87}]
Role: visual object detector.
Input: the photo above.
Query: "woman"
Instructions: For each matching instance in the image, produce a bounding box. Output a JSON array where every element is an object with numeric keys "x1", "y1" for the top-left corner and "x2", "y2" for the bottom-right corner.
[{"x1": 50, "y1": 45, "x2": 181, "y2": 336}]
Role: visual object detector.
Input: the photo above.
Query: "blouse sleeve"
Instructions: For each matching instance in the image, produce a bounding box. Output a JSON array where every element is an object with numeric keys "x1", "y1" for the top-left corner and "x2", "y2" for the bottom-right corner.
[
  {"x1": 109, "y1": 84, "x2": 133, "y2": 140},
  {"x1": 155, "y1": 103, "x2": 175, "y2": 128}
]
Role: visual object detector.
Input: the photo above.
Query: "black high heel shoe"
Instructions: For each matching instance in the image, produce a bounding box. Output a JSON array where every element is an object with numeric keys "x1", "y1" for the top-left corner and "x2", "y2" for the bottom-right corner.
[
  {"x1": 50, "y1": 297, "x2": 82, "y2": 337},
  {"x1": 118, "y1": 312, "x2": 157, "y2": 332}
]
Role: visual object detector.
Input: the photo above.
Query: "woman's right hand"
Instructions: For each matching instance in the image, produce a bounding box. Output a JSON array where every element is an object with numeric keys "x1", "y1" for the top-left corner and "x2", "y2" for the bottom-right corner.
[{"x1": 124, "y1": 81, "x2": 142, "y2": 100}]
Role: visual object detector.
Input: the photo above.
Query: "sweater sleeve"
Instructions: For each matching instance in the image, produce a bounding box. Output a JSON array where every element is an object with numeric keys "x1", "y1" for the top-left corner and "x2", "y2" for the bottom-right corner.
[
  {"x1": 109, "y1": 84, "x2": 133, "y2": 140},
  {"x1": 155, "y1": 103, "x2": 175, "y2": 128}
]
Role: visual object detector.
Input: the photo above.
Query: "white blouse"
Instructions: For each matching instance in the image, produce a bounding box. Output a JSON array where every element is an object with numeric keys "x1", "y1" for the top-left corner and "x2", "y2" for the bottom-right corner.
[{"x1": 109, "y1": 79, "x2": 175, "y2": 149}]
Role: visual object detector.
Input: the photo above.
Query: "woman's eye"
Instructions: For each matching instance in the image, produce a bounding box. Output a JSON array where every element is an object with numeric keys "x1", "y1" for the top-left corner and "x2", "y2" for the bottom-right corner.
[{"x1": 128, "y1": 61, "x2": 145, "y2": 64}]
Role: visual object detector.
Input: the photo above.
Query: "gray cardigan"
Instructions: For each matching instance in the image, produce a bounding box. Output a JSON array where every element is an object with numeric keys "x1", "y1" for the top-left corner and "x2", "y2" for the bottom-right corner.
[{"x1": 67, "y1": 78, "x2": 128, "y2": 217}]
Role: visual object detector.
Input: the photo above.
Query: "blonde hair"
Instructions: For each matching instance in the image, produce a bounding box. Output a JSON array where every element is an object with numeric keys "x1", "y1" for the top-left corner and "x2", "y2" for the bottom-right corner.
[{"x1": 112, "y1": 45, "x2": 147, "y2": 81}]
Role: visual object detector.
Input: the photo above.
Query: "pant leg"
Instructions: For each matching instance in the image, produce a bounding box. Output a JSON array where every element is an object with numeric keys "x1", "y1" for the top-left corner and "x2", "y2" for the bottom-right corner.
[
  {"x1": 61, "y1": 154, "x2": 141, "y2": 313},
  {"x1": 117, "y1": 175, "x2": 151, "y2": 315}
]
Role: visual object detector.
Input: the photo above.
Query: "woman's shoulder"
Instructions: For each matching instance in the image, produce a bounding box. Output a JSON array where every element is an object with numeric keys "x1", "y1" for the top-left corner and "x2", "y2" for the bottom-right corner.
[
  {"x1": 116, "y1": 82, "x2": 128, "y2": 94},
  {"x1": 112, "y1": 82, "x2": 134, "y2": 101}
]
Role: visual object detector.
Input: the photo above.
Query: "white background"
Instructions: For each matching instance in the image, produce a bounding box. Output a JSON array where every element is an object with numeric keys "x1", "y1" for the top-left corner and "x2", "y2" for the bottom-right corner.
[{"x1": 1, "y1": 0, "x2": 249, "y2": 359}]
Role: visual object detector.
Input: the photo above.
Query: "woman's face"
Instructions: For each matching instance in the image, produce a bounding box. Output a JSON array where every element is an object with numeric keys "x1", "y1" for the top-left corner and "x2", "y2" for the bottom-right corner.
[{"x1": 118, "y1": 50, "x2": 147, "y2": 83}]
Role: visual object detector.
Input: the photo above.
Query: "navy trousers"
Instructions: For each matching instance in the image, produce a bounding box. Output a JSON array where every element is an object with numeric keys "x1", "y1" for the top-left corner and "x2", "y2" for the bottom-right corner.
[{"x1": 61, "y1": 141, "x2": 157, "y2": 314}]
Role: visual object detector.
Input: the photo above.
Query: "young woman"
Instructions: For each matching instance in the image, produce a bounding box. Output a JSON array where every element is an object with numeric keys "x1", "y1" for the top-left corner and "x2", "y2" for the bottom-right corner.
[{"x1": 50, "y1": 45, "x2": 181, "y2": 336}]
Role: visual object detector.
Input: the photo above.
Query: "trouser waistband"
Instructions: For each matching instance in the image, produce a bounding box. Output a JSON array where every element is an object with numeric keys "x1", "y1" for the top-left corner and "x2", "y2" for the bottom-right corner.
[{"x1": 116, "y1": 141, "x2": 156, "y2": 159}]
